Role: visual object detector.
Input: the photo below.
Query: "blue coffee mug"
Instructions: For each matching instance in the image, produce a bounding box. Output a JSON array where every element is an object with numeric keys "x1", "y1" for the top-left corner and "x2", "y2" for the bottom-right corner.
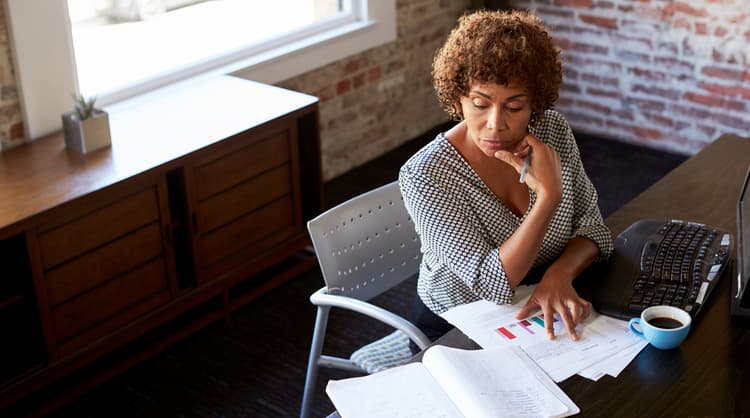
[{"x1": 629, "y1": 305, "x2": 691, "y2": 350}]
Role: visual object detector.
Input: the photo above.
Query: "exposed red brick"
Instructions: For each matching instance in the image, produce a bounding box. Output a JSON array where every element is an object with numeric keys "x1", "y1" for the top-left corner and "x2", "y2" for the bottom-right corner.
[
  {"x1": 9, "y1": 122, "x2": 23, "y2": 139},
  {"x1": 641, "y1": 112, "x2": 675, "y2": 128},
  {"x1": 336, "y1": 79, "x2": 351, "y2": 96},
  {"x1": 554, "y1": 0, "x2": 594, "y2": 7},
  {"x1": 343, "y1": 57, "x2": 368, "y2": 74},
  {"x1": 572, "y1": 42, "x2": 609, "y2": 55},
  {"x1": 695, "y1": 22, "x2": 709, "y2": 35},
  {"x1": 663, "y1": 2, "x2": 709, "y2": 18},
  {"x1": 576, "y1": 99, "x2": 612, "y2": 115},
  {"x1": 612, "y1": 108, "x2": 636, "y2": 121},
  {"x1": 581, "y1": 73, "x2": 618, "y2": 87},
  {"x1": 699, "y1": 80, "x2": 750, "y2": 100},
  {"x1": 670, "y1": 104, "x2": 711, "y2": 119},
  {"x1": 587, "y1": 87, "x2": 620, "y2": 98},
  {"x1": 537, "y1": 6, "x2": 575, "y2": 18},
  {"x1": 353, "y1": 72, "x2": 366, "y2": 89},
  {"x1": 684, "y1": 91, "x2": 724, "y2": 107},
  {"x1": 580, "y1": 14, "x2": 618, "y2": 29},
  {"x1": 556, "y1": 97, "x2": 575, "y2": 108},
  {"x1": 635, "y1": 125, "x2": 664, "y2": 140},
  {"x1": 628, "y1": 68, "x2": 666, "y2": 81},
  {"x1": 368, "y1": 66, "x2": 382, "y2": 83},
  {"x1": 701, "y1": 66, "x2": 745, "y2": 81},
  {"x1": 555, "y1": 37, "x2": 574, "y2": 50},
  {"x1": 314, "y1": 85, "x2": 335, "y2": 103},
  {"x1": 727, "y1": 100, "x2": 746, "y2": 112}
]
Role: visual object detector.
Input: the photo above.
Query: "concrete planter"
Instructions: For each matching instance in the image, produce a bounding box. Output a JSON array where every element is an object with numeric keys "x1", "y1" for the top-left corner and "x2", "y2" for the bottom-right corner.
[{"x1": 62, "y1": 110, "x2": 111, "y2": 154}]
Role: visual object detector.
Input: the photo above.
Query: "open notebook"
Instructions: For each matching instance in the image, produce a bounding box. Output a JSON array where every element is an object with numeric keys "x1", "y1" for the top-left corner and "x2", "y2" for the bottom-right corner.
[{"x1": 326, "y1": 345, "x2": 578, "y2": 418}]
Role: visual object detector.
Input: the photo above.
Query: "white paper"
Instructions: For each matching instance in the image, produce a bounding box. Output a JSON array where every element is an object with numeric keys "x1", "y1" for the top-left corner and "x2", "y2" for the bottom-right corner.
[
  {"x1": 440, "y1": 285, "x2": 647, "y2": 382},
  {"x1": 326, "y1": 344, "x2": 579, "y2": 418},
  {"x1": 326, "y1": 362, "x2": 464, "y2": 418},
  {"x1": 424, "y1": 346, "x2": 578, "y2": 418}
]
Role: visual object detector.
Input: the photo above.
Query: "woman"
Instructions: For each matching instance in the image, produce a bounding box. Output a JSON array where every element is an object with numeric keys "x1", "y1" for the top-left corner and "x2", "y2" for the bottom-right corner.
[{"x1": 399, "y1": 9, "x2": 613, "y2": 344}]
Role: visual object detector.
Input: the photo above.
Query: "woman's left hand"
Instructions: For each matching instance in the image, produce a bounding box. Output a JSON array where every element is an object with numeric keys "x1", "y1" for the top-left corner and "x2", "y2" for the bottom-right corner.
[{"x1": 514, "y1": 273, "x2": 591, "y2": 341}]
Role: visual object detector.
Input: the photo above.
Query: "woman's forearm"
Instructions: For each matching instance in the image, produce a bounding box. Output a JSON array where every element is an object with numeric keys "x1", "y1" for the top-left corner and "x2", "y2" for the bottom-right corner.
[
  {"x1": 499, "y1": 197, "x2": 559, "y2": 287},
  {"x1": 544, "y1": 236, "x2": 600, "y2": 284}
]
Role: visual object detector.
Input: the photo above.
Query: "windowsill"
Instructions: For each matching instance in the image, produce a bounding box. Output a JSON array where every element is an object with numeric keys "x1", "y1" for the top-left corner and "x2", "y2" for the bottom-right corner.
[
  {"x1": 102, "y1": 17, "x2": 392, "y2": 105},
  {"x1": 6, "y1": 0, "x2": 396, "y2": 140}
]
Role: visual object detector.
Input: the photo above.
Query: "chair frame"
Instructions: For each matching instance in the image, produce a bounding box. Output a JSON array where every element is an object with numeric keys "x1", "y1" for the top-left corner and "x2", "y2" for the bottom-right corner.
[{"x1": 300, "y1": 181, "x2": 430, "y2": 418}]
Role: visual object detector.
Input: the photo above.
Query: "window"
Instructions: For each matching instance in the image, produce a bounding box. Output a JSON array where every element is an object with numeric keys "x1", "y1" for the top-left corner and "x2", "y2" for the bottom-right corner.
[{"x1": 6, "y1": 0, "x2": 395, "y2": 139}]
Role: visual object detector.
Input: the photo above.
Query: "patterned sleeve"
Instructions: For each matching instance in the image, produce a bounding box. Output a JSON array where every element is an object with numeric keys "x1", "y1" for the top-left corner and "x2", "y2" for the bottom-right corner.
[
  {"x1": 559, "y1": 121, "x2": 614, "y2": 260},
  {"x1": 399, "y1": 165, "x2": 514, "y2": 305}
]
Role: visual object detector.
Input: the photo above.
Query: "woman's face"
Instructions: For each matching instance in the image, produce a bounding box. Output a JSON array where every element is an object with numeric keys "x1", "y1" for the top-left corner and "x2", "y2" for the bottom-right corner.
[{"x1": 459, "y1": 82, "x2": 532, "y2": 158}]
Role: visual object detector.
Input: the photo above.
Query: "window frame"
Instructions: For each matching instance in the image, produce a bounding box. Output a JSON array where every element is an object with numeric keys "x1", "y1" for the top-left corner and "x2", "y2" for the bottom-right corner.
[{"x1": 6, "y1": 0, "x2": 396, "y2": 140}]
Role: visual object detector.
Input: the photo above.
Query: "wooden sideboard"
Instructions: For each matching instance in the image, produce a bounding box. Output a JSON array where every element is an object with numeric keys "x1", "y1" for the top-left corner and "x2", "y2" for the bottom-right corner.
[{"x1": 0, "y1": 76, "x2": 322, "y2": 414}]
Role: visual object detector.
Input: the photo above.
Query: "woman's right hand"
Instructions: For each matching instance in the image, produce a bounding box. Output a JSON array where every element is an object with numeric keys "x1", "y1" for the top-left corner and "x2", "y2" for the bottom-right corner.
[{"x1": 495, "y1": 133, "x2": 563, "y2": 207}]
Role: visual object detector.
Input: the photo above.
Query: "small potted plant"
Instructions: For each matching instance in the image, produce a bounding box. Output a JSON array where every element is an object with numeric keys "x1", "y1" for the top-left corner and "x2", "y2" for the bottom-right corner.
[{"x1": 62, "y1": 94, "x2": 112, "y2": 153}]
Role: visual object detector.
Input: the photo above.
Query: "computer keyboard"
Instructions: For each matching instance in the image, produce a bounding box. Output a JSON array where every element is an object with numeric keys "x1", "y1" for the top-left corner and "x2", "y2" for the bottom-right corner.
[{"x1": 627, "y1": 220, "x2": 732, "y2": 318}]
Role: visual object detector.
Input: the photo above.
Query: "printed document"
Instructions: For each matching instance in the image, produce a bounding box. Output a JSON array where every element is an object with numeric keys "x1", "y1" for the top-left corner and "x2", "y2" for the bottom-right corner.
[
  {"x1": 441, "y1": 285, "x2": 647, "y2": 381},
  {"x1": 326, "y1": 345, "x2": 579, "y2": 418}
]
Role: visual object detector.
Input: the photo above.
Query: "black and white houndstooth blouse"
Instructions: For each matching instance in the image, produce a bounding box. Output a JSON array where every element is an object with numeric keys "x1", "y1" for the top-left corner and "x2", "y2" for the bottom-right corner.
[{"x1": 399, "y1": 109, "x2": 614, "y2": 315}]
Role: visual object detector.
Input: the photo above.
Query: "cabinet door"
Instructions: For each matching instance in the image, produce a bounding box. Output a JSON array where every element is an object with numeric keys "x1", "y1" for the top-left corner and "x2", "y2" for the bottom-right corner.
[
  {"x1": 36, "y1": 177, "x2": 175, "y2": 356},
  {"x1": 189, "y1": 118, "x2": 303, "y2": 283}
]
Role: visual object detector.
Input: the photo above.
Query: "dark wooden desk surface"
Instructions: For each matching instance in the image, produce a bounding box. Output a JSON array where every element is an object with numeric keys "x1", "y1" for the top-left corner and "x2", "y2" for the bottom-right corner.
[{"x1": 428, "y1": 133, "x2": 750, "y2": 417}]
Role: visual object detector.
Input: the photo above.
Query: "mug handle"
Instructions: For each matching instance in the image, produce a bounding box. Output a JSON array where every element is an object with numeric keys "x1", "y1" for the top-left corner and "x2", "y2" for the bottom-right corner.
[{"x1": 629, "y1": 318, "x2": 645, "y2": 338}]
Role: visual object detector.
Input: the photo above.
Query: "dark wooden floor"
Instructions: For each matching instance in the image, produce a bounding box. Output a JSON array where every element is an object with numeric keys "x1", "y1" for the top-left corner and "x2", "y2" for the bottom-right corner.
[{"x1": 41, "y1": 122, "x2": 687, "y2": 418}]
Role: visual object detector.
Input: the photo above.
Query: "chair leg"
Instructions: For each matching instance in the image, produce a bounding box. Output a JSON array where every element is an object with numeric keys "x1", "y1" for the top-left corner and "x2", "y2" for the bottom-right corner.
[{"x1": 300, "y1": 306, "x2": 331, "y2": 418}]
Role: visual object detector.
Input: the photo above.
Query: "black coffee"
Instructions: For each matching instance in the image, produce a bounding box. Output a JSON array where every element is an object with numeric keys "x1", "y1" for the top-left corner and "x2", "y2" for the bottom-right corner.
[{"x1": 647, "y1": 316, "x2": 683, "y2": 329}]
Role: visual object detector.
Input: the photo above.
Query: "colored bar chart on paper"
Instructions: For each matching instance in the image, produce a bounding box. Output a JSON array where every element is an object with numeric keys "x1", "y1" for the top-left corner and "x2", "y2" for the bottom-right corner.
[{"x1": 495, "y1": 314, "x2": 561, "y2": 343}]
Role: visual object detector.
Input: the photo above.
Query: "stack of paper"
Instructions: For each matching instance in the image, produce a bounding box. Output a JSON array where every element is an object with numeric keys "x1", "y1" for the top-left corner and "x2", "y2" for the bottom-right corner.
[
  {"x1": 327, "y1": 345, "x2": 580, "y2": 418},
  {"x1": 441, "y1": 285, "x2": 648, "y2": 382}
]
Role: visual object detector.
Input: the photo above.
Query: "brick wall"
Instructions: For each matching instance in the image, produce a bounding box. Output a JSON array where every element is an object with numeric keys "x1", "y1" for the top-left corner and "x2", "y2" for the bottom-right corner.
[
  {"x1": 4, "y1": 1, "x2": 743, "y2": 175},
  {"x1": 508, "y1": 0, "x2": 750, "y2": 154},
  {"x1": 275, "y1": 0, "x2": 471, "y2": 180}
]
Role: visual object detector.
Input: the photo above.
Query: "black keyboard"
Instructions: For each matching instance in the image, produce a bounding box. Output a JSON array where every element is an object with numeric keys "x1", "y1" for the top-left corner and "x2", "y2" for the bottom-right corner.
[{"x1": 627, "y1": 220, "x2": 732, "y2": 317}]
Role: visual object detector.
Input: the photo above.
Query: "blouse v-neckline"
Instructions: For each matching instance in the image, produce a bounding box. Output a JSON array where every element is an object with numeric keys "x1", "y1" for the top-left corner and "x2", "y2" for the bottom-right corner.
[{"x1": 438, "y1": 133, "x2": 534, "y2": 221}]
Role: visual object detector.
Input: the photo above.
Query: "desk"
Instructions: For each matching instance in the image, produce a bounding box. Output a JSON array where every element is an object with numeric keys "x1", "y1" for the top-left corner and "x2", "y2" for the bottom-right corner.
[
  {"x1": 0, "y1": 76, "x2": 322, "y2": 414},
  {"x1": 426, "y1": 133, "x2": 750, "y2": 416}
]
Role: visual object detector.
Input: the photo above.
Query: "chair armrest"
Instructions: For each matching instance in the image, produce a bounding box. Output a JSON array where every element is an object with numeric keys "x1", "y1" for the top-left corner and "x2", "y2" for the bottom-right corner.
[{"x1": 310, "y1": 287, "x2": 431, "y2": 350}]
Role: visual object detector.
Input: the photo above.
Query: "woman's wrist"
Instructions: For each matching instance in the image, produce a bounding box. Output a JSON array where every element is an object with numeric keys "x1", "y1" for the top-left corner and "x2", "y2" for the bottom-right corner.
[{"x1": 533, "y1": 191, "x2": 561, "y2": 216}]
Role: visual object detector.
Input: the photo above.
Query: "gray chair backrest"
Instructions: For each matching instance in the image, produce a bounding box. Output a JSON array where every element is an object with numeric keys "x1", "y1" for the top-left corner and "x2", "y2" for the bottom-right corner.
[{"x1": 307, "y1": 181, "x2": 422, "y2": 301}]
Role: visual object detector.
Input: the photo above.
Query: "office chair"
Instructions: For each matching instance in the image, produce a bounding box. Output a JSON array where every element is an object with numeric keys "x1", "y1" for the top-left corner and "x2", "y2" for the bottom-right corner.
[{"x1": 299, "y1": 181, "x2": 431, "y2": 418}]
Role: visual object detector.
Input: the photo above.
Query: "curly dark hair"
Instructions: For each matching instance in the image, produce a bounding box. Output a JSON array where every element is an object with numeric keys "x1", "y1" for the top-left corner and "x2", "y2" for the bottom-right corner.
[{"x1": 432, "y1": 9, "x2": 562, "y2": 126}]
